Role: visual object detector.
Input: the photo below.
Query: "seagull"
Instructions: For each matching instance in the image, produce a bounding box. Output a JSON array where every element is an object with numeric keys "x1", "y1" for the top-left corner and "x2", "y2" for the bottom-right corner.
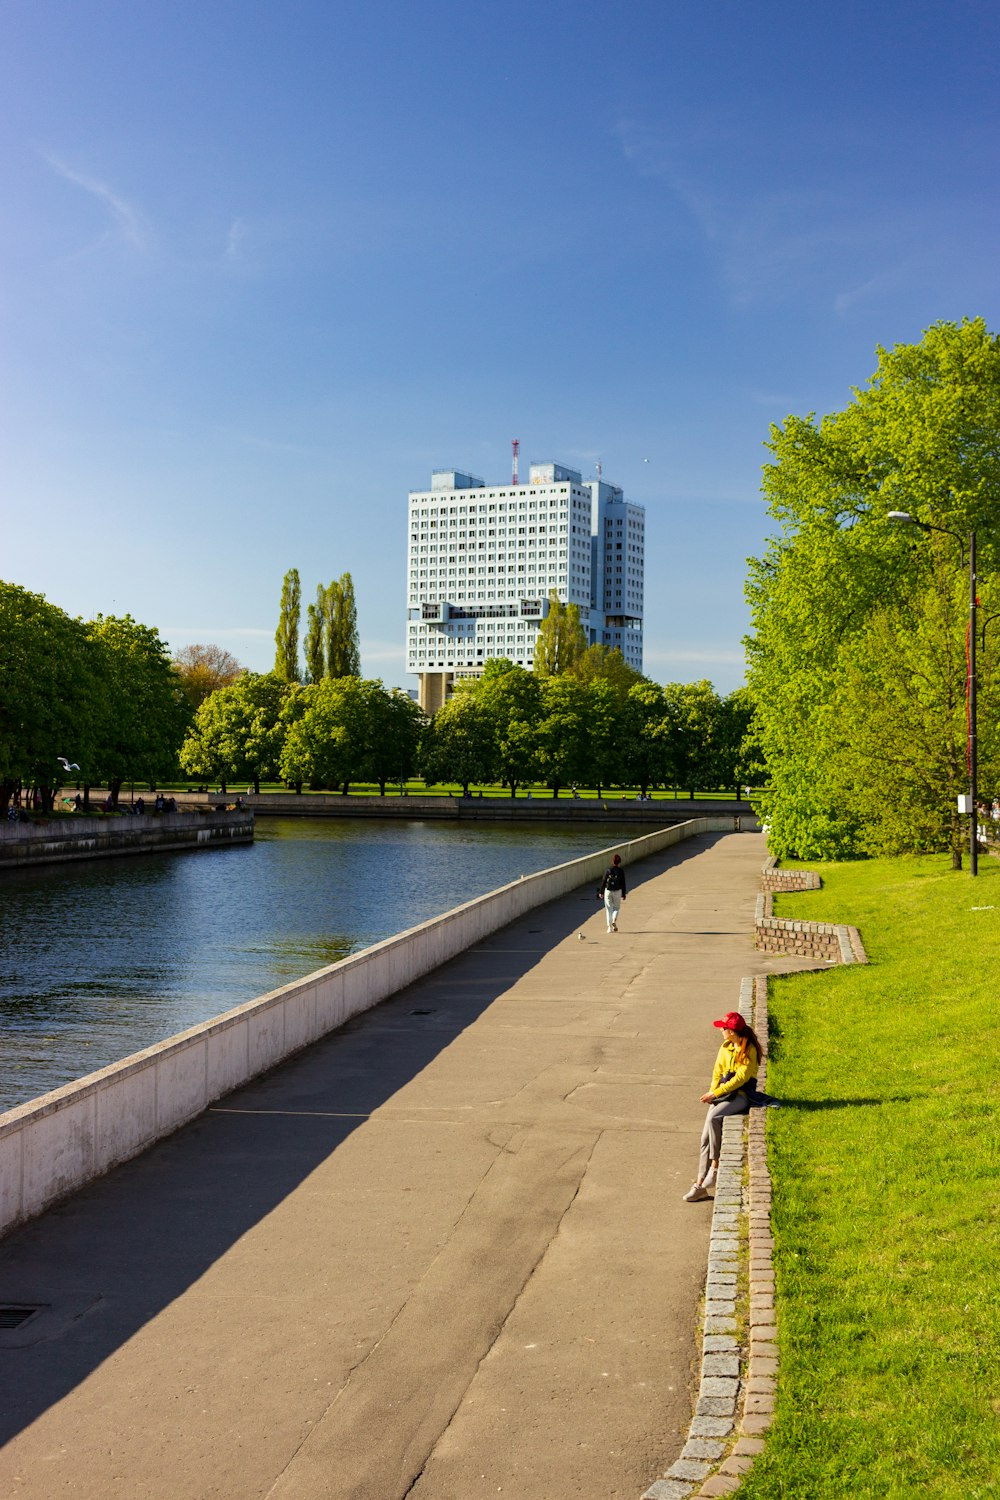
[{"x1": 57, "y1": 757, "x2": 81, "y2": 771}]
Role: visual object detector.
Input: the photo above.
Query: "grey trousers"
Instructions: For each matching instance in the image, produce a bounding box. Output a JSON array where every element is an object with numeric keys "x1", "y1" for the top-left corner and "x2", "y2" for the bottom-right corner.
[{"x1": 698, "y1": 1092, "x2": 751, "y2": 1179}]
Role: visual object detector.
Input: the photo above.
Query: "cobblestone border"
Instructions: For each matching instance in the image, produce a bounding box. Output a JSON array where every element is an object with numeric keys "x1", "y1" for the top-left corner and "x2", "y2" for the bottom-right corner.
[
  {"x1": 642, "y1": 977, "x2": 764, "y2": 1500},
  {"x1": 643, "y1": 870, "x2": 868, "y2": 1498}
]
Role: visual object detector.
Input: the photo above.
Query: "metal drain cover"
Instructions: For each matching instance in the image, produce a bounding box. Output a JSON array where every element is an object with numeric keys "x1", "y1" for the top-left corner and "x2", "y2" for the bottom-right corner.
[
  {"x1": 0, "y1": 1306, "x2": 42, "y2": 1330},
  {"x1": 410, "y1": 1008, "x2": 435, "y2": 1016}
]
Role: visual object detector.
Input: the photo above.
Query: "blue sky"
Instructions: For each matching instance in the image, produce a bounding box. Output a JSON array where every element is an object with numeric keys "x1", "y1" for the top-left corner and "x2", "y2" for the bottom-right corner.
[{"x1": 2, "y1": 0, "x2": 998, "y2": 693}]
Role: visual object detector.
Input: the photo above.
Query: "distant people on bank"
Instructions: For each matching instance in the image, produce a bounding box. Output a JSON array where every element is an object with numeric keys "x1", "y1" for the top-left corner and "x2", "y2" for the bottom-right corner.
[
  {"x1": 135, "y1": 796, "x2": 145, "y2": 814},
  {"x1": 598, "y1": 853, "x2": 627, "y2": 933},
  {"x1": 684, "y1": 1011, "x2": 762, "y2": 1203}
]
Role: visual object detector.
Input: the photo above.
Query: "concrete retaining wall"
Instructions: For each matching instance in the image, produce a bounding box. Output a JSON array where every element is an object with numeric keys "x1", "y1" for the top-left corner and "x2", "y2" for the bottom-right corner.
[
  {"x1": 205, "y1": 792, "x2": 755, "y2": 824},
  {"x1": 0, "y1": 817, "x2": 733, "y2": 1240},
  {"x1": 0, "y1": 810, "x2": 253, "y2": 868}
]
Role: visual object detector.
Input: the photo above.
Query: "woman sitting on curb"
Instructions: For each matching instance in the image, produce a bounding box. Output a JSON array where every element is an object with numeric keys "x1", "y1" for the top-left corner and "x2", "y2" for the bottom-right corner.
[{"x1": 683, "y1": 1010, "x2": 763, "y2": 1203}]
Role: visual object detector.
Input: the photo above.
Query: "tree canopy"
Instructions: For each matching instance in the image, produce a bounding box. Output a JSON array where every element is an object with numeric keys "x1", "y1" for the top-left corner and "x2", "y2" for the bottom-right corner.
[
  {"x1": 746, "y1": 318, "x2": 1000, "y2": 862},
  {"x1": 273, "y1": 568, "x2": 301, "y2": 682},
  {"x1": 532, "y1": 592, "x2": 587, "y2": 677},
  {"x1": 173, "y1": 643, "x2": 244, "y2": 709}
]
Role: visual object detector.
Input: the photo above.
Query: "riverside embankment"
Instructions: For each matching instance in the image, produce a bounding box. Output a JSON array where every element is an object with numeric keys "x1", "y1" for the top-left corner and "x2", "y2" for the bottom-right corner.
[
  {"x1": 0, "y1": 818, "x2": 726, "y2": 1234},
  {"x1": 0, "y1": 826, "x2": 814, "y2": 1500},
  {"x1": 0, "y1": 814, "x2": 687, "y2": 1112},
  {"x1": 177, "y1": 789, "x2": 754, "y2": 823},
  {"x1": 0, "y1": 808, "x2": 252, "y2": 869}
]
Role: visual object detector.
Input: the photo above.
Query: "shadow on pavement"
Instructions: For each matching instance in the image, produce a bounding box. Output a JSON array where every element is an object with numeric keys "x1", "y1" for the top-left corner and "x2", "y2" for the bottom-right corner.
[{"x1": 0, "y1": 833, "x2": 720, "y2": 1445}]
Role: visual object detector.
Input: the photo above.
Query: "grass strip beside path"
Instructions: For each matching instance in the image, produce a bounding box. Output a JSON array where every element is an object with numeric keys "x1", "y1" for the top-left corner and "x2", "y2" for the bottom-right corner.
[{"x1": 739, "y1": 855, "x2": 1000, "y2": 1500}]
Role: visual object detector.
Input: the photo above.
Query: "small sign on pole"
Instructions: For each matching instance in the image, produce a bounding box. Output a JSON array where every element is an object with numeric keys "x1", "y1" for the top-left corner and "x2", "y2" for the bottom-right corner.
[{"x1": 957, "y1": 794, "x2": 973, "y2": 814}]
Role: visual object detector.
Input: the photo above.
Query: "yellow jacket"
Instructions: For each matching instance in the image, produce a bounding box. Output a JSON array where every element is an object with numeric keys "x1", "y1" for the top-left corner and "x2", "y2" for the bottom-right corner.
[{"x1": 711, "y1": 1038, "x2": 759, "y2": 1100}]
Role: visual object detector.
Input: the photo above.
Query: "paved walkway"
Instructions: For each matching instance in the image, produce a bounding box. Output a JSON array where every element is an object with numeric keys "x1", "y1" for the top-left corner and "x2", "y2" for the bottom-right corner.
[{"x1": 0, "y1": 831, "x2": 812, "y2": 1500}]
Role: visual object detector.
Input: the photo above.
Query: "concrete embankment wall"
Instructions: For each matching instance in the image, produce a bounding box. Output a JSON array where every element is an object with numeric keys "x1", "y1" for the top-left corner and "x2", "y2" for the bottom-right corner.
[
  {"x1": 190, "y1": 790, "x2": 754, "y2": 824},
  {"x1": 0, "y1": 817, "x2": 732, "y2": 1240},
  {"x1": 0, "y1": 810, "x2": 253, "y2": 869}
]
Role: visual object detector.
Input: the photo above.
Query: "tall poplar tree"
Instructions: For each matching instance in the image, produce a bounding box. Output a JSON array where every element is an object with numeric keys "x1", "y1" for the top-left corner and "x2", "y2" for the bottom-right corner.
[
  {"x1": 532, "y1": 591, "x2": 587, "y2": 676},
  {"x1": 304, "y1": 583, "x2": 327, "y2": 684},
  {"x1": 328, "y1": 572, "x2": 361, "y2": 678},
  {"x1": 273, "y1": 568, "x2": 301, "y2": 682}
]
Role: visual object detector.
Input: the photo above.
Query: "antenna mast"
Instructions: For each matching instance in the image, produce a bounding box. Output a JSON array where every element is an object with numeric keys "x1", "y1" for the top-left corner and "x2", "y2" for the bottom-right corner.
[
  {"x1": 511, "y1": 438, "x2": 520, "y2": 486},
  {"x1": 596, "y1": 459, "x2": 603, "y2": 481}
]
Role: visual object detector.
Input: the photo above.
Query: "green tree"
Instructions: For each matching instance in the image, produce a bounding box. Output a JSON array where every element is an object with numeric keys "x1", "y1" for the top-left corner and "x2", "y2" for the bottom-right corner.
[
  {"x1": 0, "y1": 582, "x2": 99, "y2": 810},
  {"x1": 88, "y1": 615, "x2": 191, "y2": 806},
  {"x1": 746, "y1": 318, "x2": 1000, "y2": 860},
  {"x1": 304, "y1": 584, "x2": 327, "y2": 684},
  {"x1": 179, "y1": 673, "x2": 290, "y2": 794},
  {"x1": 536, "y1": 675, "x2": 590, "y2": 796},
  {"x1": 714, "y1": 687, "x2": 764, "y2": 799},
  {"x1": 279, "y1": 676, "x2": 374, "y2": 794},
  {"x1": 273, "y1": 567, "x2": 301, "y2": 682},
  {"x1": 328, "y1": 572, "x2": 361, "y2": 678},
  {"x1": 622, "y1": 681, "x2": 670, "y2": 797},
  {"x1": 831, "y1": 574, "x2": 1000, "y2": 861},
  {"x1": 661, "y1": 680, "x2": 722, "y2": 797},
  {"x1": 567, "y1": 643, "x2": 645, "y2": 696},
  {"x1": 419, "y1": 691, "x2": 495, "y2": 797},
  {"x1": 584, "y1": 678, "x2": 628, "y2": 795},
  {"x1": 475, "y1": 659, "x2": 542, "y2": 796},
  {"x1": 361, "y1": 684, "x2": 424, "y2": 794},
  {"x1": 532, "y1": 592, "x2": 587, "y2": 677}
]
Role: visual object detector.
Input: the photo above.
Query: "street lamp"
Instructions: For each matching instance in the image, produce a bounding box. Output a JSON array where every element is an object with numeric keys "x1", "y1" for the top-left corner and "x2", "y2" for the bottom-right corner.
[{"x1": 888, "y1": 511, "x2": 978, "y2": 875}]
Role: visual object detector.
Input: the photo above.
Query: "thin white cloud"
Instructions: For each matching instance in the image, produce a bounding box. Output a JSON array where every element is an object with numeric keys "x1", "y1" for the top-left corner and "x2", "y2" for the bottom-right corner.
[
  {"x1": 615, "y1": 117, "x2": 875, "y2": 310},
  {"x1": 833, "y1": 260, "x2": 914, "y2": 318},
  {"x1": 644, "y1": 644, "x2": 746, "y2": 666},
  {"x1": 361, "y1": 640, "x2": 406, "y2": 663},
  {"x1": 225, "y1": 218, "x2": 247, "y2": 260},
  {"x1": 43, "y1": 152, "x2": 150, "y2": 250}
]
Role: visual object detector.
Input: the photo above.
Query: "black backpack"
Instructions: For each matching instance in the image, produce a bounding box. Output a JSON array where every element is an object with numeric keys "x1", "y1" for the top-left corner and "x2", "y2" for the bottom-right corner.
[{"x1": 605, "y1": 865, "x2": 623, "y2": 891}]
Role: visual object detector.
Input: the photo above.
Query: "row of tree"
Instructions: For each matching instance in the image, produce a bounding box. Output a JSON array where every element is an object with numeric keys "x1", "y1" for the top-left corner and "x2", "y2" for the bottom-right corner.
[
  {"x1": 746, "y1": 318, "x2": 1000, "y2": 865},
  {"x1": 178, "y1": 656, "x2": 756, "y2": 798},
  {"x1": 273, "y1": 568, "x2": 360, "y2": 683},
  {"x1": 0, "y1": 583, "x2": 190, "y2": 810}
]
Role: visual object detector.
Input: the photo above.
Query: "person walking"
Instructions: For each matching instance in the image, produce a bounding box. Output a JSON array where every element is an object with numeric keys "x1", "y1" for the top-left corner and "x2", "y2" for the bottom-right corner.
[
  {"x1": 599, "y1": 853, "x2": 627, "y2": 933},
  {"x1": 683, "y1": 1010, "x2": 762, "y2": 1202}
]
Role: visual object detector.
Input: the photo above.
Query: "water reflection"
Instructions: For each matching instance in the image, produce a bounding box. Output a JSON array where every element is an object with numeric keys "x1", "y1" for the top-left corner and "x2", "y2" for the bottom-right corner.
[{"x1": 0, "y1": 816, "x2": 626, "y2": 1110}]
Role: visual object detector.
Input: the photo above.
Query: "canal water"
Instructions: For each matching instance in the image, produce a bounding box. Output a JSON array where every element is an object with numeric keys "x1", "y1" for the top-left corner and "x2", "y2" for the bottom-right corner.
[{"x1": 0, "y1": 816, "x2": 630, "y2": 1112}]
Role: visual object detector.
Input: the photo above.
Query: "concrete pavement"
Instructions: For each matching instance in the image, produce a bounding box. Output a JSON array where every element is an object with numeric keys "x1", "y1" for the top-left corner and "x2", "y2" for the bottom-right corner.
[{"x1": 0, "y1": 830, "x2": 810, "y2": 1500}]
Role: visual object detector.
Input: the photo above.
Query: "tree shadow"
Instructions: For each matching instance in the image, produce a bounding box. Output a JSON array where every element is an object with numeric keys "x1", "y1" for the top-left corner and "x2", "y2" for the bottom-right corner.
[{"x1": 0, "y1": 828, "x2": 727, "y2": 1444}]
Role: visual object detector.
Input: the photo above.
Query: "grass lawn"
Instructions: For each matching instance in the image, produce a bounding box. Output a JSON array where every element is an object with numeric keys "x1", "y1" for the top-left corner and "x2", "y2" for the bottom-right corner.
[
  {"x1": 739, "y1": 854, "x2": 1000, "y2": 1499},
  {"x1": 152, "y1": 779, "x2": 743, "y2": 800}
]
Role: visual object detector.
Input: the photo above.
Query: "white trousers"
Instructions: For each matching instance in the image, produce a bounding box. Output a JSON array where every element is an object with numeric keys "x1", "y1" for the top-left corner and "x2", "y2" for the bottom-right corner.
[{"x1": 604, "y1": 890, "x2": 622, "y2": 929}]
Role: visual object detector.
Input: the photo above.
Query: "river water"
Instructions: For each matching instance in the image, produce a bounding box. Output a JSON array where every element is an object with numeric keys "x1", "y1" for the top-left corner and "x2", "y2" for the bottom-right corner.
[{"x1": 0, "y1": 816, "x2": 629, "y2": 1112}]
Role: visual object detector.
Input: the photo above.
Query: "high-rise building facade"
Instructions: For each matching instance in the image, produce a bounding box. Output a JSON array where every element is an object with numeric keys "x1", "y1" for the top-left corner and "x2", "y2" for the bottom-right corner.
[{"x1": 406, "y1": 460, "x2": 644, "y2": 712}]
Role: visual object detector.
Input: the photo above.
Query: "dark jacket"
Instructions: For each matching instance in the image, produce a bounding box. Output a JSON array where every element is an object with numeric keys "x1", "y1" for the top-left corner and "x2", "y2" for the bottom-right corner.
[{"x1": 599, "y1": 863, "x2": 627, "y2": 897}]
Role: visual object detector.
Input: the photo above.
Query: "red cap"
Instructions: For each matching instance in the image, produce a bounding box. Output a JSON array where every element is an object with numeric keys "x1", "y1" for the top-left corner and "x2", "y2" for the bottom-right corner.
[{"x1": 713, "y1": 1011, "x2": 746, "y2": 1032}]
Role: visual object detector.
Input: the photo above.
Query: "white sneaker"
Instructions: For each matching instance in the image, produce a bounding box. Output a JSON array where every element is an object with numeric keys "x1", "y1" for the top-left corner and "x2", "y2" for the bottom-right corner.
[
  {"x1": 702, "y1": 1167, "x2": 717, "y2": 1189},
  {"x1": 683, "y1": 1183, "x2": 710, "y2": 1202}
]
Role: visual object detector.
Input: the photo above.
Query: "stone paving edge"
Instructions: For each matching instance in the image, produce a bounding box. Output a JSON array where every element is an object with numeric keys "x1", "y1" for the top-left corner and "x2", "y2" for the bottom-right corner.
[{"x1": 642, "y1": 861, "x2": 867, "y2": 1500}]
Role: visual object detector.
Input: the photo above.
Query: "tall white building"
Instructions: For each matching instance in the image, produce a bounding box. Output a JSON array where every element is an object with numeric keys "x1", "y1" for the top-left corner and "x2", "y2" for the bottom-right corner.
[{"x1": 406, "y1": 461, "x2": 644, "y2": 712}]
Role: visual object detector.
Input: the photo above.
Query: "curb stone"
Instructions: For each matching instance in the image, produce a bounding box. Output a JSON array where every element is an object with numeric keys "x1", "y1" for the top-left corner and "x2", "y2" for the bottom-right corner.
[
  {"x1": 641, "y1": 976, "x2": 758, "y2": 1500},
  {"x1": 642, "y1": 860, "x2": 866, "y2": 1498}
]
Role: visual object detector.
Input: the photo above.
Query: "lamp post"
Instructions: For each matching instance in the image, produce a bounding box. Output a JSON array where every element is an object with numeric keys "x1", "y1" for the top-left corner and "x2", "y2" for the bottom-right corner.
[{"x1": 888, "y1": 512, "x2": 978, "y2": 875}]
